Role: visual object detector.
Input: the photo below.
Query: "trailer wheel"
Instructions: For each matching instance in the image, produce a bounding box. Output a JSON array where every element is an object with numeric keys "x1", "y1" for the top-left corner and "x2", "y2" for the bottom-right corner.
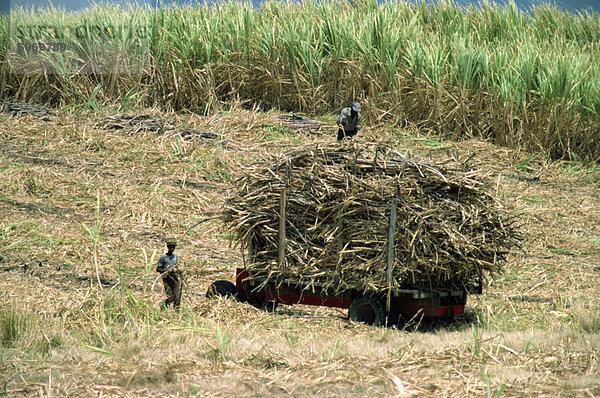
[
  {"x1": 206, "y1": 280, "x2": 238, "y2": 299},
  {"x1": 348, "y1": 296, "x2": 386, "y2": 326}
]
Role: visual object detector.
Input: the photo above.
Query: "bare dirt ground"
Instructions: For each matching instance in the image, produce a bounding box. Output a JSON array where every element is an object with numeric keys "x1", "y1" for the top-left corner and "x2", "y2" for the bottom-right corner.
[{"x1": 0, "y1": 108, "x2": 599, "y2": 397}]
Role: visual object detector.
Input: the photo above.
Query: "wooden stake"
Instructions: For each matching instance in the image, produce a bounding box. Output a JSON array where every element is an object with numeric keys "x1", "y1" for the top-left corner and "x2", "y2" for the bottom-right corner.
[
  {"x1": 278, "y1": 187, "x2": 287, "y2": 271},
  {"x1": 386, "y1": 198, "x2": 398, "y2": 312}
]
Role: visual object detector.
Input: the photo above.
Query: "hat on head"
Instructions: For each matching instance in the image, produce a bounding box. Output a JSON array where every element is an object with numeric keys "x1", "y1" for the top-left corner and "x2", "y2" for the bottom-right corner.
[
  {"x1": 166, "y1": 238, "x2": 177, "y2": 246},
  {"x1": 351, "y1": 102, "x2": 361, "y2": 112}
]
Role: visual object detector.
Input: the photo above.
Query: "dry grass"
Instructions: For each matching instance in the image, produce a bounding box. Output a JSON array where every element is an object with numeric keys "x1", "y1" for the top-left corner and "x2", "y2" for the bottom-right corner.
[{"x1": 0, "y1": 107, "x2": 599, "y2": 397}]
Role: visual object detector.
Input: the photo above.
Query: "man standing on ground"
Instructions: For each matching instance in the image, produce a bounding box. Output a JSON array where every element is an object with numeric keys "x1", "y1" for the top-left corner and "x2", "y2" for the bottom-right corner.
[
  {"x1": 157, "y1": 238, "x2": 182, "y2": 309},
  {"x1": 337, "y1": 101, "x2": 361, "y2": 141}
]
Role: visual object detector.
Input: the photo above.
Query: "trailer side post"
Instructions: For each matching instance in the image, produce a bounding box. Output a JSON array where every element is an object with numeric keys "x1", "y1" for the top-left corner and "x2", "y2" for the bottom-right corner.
[
  {"x1": 386, "y1": 198, "x2": 398, "y2": 312},
  {"x1": 278, "y1": 187, "x2": 287, "y2": 271}
]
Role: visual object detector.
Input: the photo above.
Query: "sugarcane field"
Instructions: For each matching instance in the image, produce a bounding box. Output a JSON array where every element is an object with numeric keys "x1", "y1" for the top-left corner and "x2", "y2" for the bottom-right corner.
[{"x1": 2, "y1": 1, "x2": 600, "y2": 396}]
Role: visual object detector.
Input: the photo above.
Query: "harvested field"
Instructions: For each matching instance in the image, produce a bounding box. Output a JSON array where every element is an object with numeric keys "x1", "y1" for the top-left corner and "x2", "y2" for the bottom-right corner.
[{"x1": 0, "y1": 107, "x2": 599, "y2": 397}]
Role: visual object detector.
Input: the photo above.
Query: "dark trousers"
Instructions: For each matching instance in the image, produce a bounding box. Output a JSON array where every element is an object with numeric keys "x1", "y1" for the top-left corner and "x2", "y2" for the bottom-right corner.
[
  {"x1": 338, "y1": 128, "x2": 358, "y2": 141},
  {"x1": 162, "y1": 272, "x2": 181, "y2": 308}
]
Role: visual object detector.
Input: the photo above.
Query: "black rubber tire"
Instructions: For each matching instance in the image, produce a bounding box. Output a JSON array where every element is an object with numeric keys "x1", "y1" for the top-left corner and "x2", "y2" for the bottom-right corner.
[
  {"x1": 206, "y1": 280, "x2": 238, "y2": 299},
  {"x1": 348, "y1": 295, "x2": 386, "y2": 326}
]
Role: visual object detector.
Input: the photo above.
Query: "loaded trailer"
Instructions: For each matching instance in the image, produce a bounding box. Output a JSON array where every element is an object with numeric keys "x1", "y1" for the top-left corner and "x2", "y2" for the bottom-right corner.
[{"x1": 207, "y1": 144, "x2": 514, "y2": 326}]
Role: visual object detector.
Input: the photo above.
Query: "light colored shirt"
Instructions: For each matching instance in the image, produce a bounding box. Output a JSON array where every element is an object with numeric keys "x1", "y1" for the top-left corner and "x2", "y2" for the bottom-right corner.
[{"x1": 157, "y1": 253, "x2": 178, "y2": 273}]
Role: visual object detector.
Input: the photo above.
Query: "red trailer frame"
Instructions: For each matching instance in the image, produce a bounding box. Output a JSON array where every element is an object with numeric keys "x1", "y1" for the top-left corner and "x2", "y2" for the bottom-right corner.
[{"x1": 207, "y1": 267, "x2": 468, "y2": 326}]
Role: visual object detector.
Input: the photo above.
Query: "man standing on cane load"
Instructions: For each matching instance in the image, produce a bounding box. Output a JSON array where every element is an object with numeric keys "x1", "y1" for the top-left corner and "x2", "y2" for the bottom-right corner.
[
  {"x1": 337, "y1": 101, "x2": 361, "y2": 141},
  {"x1": 157, "y1": 238, "x2": 182, "y2": 309}
]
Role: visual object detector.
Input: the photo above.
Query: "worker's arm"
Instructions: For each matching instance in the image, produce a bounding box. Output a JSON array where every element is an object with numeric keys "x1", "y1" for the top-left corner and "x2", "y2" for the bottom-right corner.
[{"x1": 156, "y1": 256, "x2": 168, "y2": 273}]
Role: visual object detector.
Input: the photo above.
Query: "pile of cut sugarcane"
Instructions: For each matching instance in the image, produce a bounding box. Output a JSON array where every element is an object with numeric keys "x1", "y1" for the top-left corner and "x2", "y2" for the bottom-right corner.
[{"x1": 222, "y1": 143, "x2": 520, "y2": 293}]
